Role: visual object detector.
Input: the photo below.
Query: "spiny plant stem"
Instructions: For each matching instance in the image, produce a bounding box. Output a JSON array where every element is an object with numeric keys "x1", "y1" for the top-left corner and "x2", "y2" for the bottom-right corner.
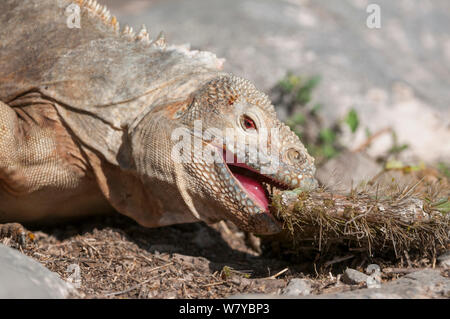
[{"x1": 268, "y1": 188, "x2": 449, "y2": 258}]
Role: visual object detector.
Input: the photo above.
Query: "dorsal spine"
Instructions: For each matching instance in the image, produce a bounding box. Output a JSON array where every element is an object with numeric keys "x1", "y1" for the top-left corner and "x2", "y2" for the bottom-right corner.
[{"x1": 72, "y1": 0, "x2": 166, "y2": 48}]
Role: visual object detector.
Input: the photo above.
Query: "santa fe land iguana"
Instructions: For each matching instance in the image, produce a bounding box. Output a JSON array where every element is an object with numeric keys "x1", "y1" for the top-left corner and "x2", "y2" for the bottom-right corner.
[{"x1": 0, "y1": 0, "x2": 317, "y2": 236}]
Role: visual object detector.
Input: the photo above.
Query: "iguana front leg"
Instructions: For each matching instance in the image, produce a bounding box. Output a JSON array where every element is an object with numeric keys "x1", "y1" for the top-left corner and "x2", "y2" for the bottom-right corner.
[
  {"x1": 0, "y1": 98, "x2": 112, "y2": 223},
  {"x1": 0, "y1": 99, "x2": 54, "y2": 196},
  {"x1": 0, "y1": 102, "x2": 32, "y2": 245},
  {"x1": 0, "y1": 100, "x2": 26, "y2": 195}
]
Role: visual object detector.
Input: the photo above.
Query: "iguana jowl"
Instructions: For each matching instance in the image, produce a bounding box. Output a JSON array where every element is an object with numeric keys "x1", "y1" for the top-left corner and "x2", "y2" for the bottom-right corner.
[{"x1": 0, "y1": 0, "x2": 317, "y2": 235}]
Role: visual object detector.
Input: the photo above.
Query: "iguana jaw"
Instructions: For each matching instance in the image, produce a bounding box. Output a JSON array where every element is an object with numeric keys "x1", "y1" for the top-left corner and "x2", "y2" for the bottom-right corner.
[
  {"x1": 226, "y1": 163, "x2": 272, "y2": 212},
  {"x1": 212, "y1": 148, "x2": 317, "y2": 234}
]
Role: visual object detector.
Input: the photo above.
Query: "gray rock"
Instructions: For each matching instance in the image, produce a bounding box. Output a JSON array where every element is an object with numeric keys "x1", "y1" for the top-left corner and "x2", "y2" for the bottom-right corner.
[
  {"x1": 316, "y1": 152, "x2": 381, "y2": 192},
  {"x1": 281, "y1": 278, "x2": 311, "y2": 296},
  {"x1": 228, "y1": 275, "x2": 252, "y2": 288},
  {"x1": 318, "y1": 269, "x2": 450, "y2": 298},
  {"x1": 341, "y1": 268, "x2": 370, "y2": 285},
  {"x1": 251, "y1": 278, "x2": 286, "y2": 293},
  {"x1": 0, "y1": 244, "x2": 75, "y2": 299},
  {"x1": 437, "y1": 251, "x2": 450, "y2": 269},
  {"x1": 366, "y1": 264, "x2": 382, "y2": 275},
  {"x1": 364, "y1": 264, "x2": 382, "y2": 288},
  {"x1": 231, "y1": 269, "x2": 450, "y2": 299}
]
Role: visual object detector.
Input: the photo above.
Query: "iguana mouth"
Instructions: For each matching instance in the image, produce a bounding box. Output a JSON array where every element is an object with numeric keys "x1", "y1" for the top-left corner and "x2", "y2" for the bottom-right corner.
[
  {"x1": 227, "y1": 164, "x2": 290, "y2": 211},
  {"x1": 219, "y1": 150, "x2": 290, "y2": 213}
]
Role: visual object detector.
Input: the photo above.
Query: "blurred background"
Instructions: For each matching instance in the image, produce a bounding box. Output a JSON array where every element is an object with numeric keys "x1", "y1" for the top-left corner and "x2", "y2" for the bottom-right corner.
[{"x1": 103, "y1": 0, "x2": 450, "y2": 187}]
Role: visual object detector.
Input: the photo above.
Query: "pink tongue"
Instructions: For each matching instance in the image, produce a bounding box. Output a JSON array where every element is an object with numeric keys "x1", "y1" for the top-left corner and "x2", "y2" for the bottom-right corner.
[{"x1": 233, "y1": 172, "x2": 269, "y2": 212}]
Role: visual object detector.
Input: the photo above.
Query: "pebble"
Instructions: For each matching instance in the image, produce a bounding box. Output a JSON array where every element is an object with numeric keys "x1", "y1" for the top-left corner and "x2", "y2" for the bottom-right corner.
[
  {"x1": 366, "y1": 264, "x2": 381, "y2": 275},
  {"x1": 365, "y1": 264, "x2": 382, "y2": 288},
  {"x1": 281, "y1": 279, "x2": 311, "y2": 296},
  {"x1": 437, "y1": 251, "x2": 450, "y2": 269},
  {"x1": 341, "y1": 268, "x2": 369, "y2": 285}
]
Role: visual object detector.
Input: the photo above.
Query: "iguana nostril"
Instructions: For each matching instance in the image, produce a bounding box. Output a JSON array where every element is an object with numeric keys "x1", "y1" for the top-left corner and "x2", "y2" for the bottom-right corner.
[{"x1": 286, "y1": 148, "x2": 305, "y2": 165}]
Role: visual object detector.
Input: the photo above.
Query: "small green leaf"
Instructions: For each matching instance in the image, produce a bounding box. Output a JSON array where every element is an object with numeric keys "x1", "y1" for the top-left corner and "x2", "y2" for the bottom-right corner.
[
  {"x1": 319, "y1": 128, "x2": 336, "y2": 144},
  {"x1": 437, "y1": 162, "x2": 450, "y2": 178},
  {"x1": 388, "y1": 144, "x2": 409, "y2": 155},
  {"x1": 303, "y1": 75, "x2": 321, "y2": 91},
  {"x1": 295, "y1": 76, "x2": 321, "y2": 105},
  {"x1": 295, "y1": 90, "x2": 311, "y2": 105},
  {"x1": 292, "y1": 113, "x2": 306, "y2": 125},
  {"x1": 432, "y1": 199, "x2": 450, "y2": 215},
  {"x1": 222, "y1": 266, "x2": 232, "y2": 278},
  {"x1": 385, "y1": 160, "x2": 404, "y2": 170},
  {"x1": 311, "y1": 103, "x2": 322, "y2": 114},
  {"x1": 322, "y1": 144, "x2": 339, "y2": 158},
  {"x1": 344, "y1": 108, "x2": 359, "y2": 133},
  {"x1": 403, "y1": 162, "x2": 425, "y2": 173},
  {"x1": 279, "y1": 73, "x2": 301, "y2": 92}
]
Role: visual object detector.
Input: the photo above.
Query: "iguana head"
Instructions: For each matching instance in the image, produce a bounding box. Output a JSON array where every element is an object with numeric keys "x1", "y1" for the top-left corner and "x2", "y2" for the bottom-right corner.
[{"x1": 165, "y1": 74, "x2": 317, "y2": 234}]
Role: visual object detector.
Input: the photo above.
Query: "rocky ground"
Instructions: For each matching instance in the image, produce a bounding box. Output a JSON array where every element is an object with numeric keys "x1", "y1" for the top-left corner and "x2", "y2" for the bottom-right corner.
[{"x1": 1, "y1": 210, "x2": 448, "y2": 299}]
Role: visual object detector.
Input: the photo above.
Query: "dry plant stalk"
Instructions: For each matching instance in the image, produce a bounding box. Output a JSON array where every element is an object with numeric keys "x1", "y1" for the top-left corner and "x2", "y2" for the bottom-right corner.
[{"x1": 268, "y1": 179, "x2": 449, "y2": 258}]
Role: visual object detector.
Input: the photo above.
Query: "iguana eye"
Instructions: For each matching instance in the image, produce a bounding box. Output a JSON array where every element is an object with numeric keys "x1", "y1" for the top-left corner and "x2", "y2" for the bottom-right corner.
[{"x1": 240, "y1": 115, "x2": 257, "y2": 131}]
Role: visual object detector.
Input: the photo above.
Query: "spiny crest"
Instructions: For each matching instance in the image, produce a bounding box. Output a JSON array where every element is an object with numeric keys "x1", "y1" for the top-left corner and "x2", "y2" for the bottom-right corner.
[
  {"x1": 135, "y1": 24, "x2": 150, "y2": 43},
  {"x1": 74, "y1": 0, "x2": 166, "y2": 49},
  {"x1": 121, "y1": 25, "x2": 135, "y2": 38},
  {"x1": 152, "y1": 31, "x2": 167, "y2": 50},
  {"x1": 74, "y1": 0, "x2": 119, "y2": 31},
  {"x1": 201, "y1": 75, "x2": 276, "y2": 115},
  {"x1": 130, "y1": 27, "x2": 166, "y2": 49}
]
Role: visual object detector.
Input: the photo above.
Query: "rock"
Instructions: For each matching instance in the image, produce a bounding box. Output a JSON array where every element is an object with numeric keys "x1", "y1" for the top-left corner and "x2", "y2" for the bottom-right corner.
[
  {"x1": 437, "y1": 251, "x2": 450, "y2": 269},
  {"x1": 251, "y1": 278, "x2": 286, "y2": 293},
  {"x1": 228, "y1": 275, "x2": 252, "y2": 288},
  {"x1": 341, "y1": 268, "x2": 369, "y2": 285},
  {"x1": 171, "y1": 253, "x2": 211, "y2": 272},
  {"x1": 231, "y1": 269, "x2": 450, "y2": 299},
  {"x1": 366, "y1": 264, "x2": 381, "y2": 275},
  {"x1": 309, "y1": 269, "x2": 450, "y2": 299},
  {"x1": 281, "y1": 278, "x2": 311, "y2": 296},
  {"x1": 0, "y1": 244, "x2": 75, "y2": 298},
  {"x1": 365, "y1": 264, "x2": 382, "y2": 288},
  {"x1": 316, "y1": 152, "x2": 381, "y2": 192}
]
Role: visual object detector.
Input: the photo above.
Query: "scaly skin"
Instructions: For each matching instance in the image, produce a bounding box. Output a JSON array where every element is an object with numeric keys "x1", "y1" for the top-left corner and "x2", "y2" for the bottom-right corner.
[{"x1": 0, "y1": 0, "x2": 317, "y2": 235}]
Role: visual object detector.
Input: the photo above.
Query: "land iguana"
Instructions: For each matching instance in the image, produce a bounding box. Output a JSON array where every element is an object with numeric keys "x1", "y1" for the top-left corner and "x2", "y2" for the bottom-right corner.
[{"x1": 0, "y1": 0, "x2": 317, "y2": 239}]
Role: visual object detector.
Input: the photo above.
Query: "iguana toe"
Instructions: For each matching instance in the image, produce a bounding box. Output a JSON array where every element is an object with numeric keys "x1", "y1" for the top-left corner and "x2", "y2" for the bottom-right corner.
[{"x1": 0, "y1": 223, "x2": 33, "y2": 247}]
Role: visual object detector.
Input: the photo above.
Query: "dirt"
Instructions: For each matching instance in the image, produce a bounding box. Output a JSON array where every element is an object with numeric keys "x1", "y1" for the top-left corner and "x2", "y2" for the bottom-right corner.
[{"x1": 3, "y1": 212, "x2": 442, "y2": 299}]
